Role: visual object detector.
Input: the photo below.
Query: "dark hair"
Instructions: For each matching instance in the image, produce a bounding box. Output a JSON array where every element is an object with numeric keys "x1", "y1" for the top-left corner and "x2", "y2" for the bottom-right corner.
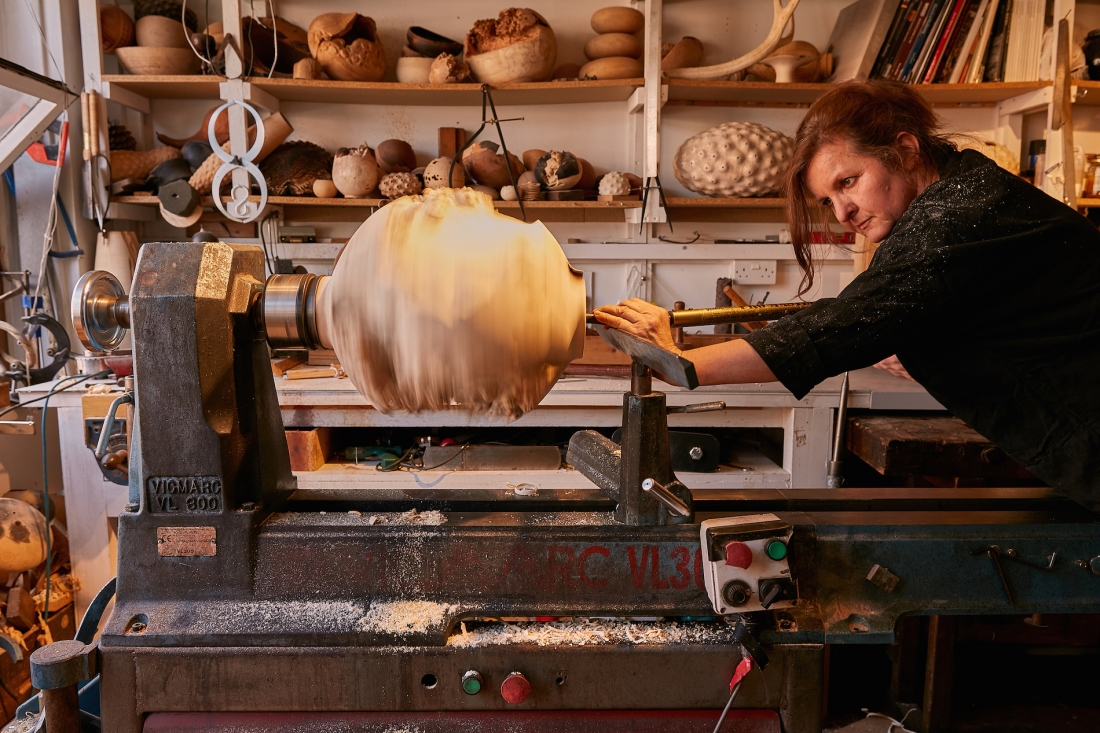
[{"x1": 785, "y1": 79, "x2": 956, "y2": 295}]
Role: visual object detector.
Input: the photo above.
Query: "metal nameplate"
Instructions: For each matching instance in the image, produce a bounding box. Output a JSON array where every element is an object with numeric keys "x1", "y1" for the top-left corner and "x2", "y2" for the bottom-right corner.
[
  {"x1": 147, "y1": 476, "x2": 223, "y2": 513},
  {"x1": 157, "y1": 527, "x2": 217, "y2": 557}
]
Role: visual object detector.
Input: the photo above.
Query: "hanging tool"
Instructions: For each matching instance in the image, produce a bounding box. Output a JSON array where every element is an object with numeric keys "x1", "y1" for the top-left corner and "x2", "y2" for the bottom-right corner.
[
  {"x1": 638, "y1": 174, "x2": 672, "y2": 234},
  {"x1": 449, "y1": 85, "x2": 526, "y2": 219},
  {"x1": 970, "y1": 545, "x2": 1057, "y2": 606}
]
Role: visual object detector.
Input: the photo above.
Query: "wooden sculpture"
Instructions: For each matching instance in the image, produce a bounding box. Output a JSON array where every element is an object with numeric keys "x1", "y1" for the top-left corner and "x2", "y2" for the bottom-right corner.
[{"x1": 319, "y1": 188, "x2": 586, "y2": 420}]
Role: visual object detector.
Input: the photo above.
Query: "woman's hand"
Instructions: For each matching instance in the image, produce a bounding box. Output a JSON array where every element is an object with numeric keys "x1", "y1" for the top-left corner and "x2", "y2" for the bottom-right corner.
[{"x1": 593, "y1": 298, "x2": 680, "y2": 354}]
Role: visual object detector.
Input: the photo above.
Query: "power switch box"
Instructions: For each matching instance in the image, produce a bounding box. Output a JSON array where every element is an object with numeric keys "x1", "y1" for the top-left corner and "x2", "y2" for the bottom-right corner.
[
  {"x1": 700, "y1": 514, "x2": 796, "y2": 614},
  {"x1": 733, "y1": 260, "x2": 777, "y2": 284}
]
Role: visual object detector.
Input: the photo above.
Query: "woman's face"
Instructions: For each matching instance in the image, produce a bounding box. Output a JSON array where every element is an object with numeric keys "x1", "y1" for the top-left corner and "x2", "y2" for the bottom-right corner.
[{"x1": 804, "y1": 136, "x2": 925, "y2": 243}]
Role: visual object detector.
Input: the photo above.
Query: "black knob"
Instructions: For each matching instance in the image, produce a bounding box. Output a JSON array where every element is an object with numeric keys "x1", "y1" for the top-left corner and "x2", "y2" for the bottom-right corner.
[
  {"x1": 759, "y1": 578, "x2": 796, "y2": 609},
  {"x1": 722, "y1": 580, "x2": 752, "y2": 607}
]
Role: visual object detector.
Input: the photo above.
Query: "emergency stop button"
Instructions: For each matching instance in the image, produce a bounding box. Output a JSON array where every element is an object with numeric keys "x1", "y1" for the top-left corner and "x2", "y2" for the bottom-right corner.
[
  {"x1": 501, "y1": 671, "x2": 531, "y2": 703},
  {"x1": 724, "y1": 541, "x2": 753, "y2": 568}
]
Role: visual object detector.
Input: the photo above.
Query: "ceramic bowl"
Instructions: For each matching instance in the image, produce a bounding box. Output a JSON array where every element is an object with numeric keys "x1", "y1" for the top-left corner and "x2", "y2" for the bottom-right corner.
[
  {"x1": 396, "y1": 56, "x2": 433, "y2": 83},
  {"x1": 116, "y1": 46, "x2": 201, "y2": 75}
]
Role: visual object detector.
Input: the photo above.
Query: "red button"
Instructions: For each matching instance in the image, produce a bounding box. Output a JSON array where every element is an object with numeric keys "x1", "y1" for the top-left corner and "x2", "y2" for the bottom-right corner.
[
  {"x1": 500, "y1": 672, "x2": 531, "y2": 704},
  {"x1": 724, "y1": 541, "x2": 753, "y2": 569}
]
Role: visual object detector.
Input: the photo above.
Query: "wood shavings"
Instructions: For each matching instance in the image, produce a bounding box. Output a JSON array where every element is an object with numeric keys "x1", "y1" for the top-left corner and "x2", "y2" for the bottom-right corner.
[
  {"x1": 447, "y1": 618, "x2": 736, "y2": 647},
  {"x1": 321, "y1": 187, "x2": 586, "y2": 421},
  {"x1": 361, "y1": 600, "x2": 457, "y2": 634}
]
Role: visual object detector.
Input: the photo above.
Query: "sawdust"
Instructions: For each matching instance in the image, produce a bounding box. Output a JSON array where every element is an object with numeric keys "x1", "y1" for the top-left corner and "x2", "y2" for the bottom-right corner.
[
  {"x1": 361, "y1": 600, "x2": 457, "y2": 634},
  {"x1": 447, "y1": 618, "x2": 736, "y2": 648},
  {"x1": 1, "y1": 713, "x2": 38, "y2": 733}
]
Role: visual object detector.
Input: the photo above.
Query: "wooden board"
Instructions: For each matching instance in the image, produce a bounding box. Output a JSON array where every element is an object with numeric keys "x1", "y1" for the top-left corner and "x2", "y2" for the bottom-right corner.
[
  {"x1": 285, "y1": 428, "x2": 332, "y2": 472},
  {"x1": 846, "y1": 415, "x2": 1035, "y2": 479}
]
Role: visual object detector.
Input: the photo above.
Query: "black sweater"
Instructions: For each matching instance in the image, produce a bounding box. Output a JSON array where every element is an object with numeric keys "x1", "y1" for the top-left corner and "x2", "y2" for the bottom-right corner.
[{"x1": 746, "y1": 149, "x2": 1100, "y2": 509}]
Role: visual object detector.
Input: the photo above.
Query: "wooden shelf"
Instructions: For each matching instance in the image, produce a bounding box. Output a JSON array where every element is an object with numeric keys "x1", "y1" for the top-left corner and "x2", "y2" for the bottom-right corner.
[
  {"x1": 251, "y1": 78, "x2": 643, "y2": 106},
  {"x1": 102, "y1": 75, "x2": 224, "y2": 99},
  {"x1": 666, "y1": 197, "x2": 785, "y2": 208},
  {"x1": 665, "y1": 80, "x2": 1049, "y2": 108},
  {"x1": 111, "y1": 195, "x2": 642, "y2": 223},
  {"x1": 664, "y1": 197, "x2": 786, "y2": 223},
  {"x1": 101, "y1": 76, "x2": 643, "y2": 106}
]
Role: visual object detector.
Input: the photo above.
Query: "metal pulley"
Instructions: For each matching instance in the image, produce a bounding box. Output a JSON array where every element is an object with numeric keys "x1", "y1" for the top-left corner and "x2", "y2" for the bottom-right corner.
[
  {"x1": 71, "y1": 270, "x2": 129, "y2": 353},
  {"x1": 262, "y1": 273, "x2": 327, "y2": 350}
]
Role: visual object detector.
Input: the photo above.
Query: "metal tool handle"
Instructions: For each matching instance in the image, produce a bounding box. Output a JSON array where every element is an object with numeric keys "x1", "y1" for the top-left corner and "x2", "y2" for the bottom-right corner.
[
  {"x1": 641, "y1": 478, "x2": 691, "y2": 517},
  {"x1": 668, "y1": 401, "x2": 726, "y2": 414},
  {"x1": 585, "y1": 302, "x2": 809, "y2": 328}
]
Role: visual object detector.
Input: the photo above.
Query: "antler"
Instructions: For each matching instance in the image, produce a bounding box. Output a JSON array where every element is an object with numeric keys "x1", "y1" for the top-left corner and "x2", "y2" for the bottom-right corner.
[{"x1": 666, "y1": 0, "x2": 801, "y2": 80}]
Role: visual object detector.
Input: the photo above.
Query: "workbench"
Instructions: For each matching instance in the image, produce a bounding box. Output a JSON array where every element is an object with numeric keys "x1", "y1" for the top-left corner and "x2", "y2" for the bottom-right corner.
[{"x1": 24, "y1": 367, "x2": 938, "y2": 621}]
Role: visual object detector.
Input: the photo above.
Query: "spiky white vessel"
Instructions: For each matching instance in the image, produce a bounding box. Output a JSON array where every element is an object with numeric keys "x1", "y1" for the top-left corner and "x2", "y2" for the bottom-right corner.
[
  {"x1": 599, "y1": 171, "x2": 631, "y2": 196},
  {"x1": 673, "y1": 121, "x2": 794, "y2": 197}
]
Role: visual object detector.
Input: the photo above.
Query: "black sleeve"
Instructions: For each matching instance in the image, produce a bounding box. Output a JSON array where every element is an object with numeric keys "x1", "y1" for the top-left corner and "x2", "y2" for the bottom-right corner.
[{"x1": 745, "y1": 242, "x2": 946, "y2": 399}]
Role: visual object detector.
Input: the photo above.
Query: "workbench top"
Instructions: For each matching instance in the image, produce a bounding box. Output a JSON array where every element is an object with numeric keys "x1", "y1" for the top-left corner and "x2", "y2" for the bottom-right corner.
[{"x1": 276, "y1": 367, "x2": 942, "y2": 411}]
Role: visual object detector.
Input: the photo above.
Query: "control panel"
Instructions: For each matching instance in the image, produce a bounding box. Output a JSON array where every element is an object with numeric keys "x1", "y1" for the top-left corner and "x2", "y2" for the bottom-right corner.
[{"x1": 700, "y1": 514, "x2": 797, "y2": 615}]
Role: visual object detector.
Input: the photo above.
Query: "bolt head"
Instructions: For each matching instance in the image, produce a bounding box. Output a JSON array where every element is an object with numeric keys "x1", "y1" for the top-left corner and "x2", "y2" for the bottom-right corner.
[
  {"x1": 689, "y1": 446, "x2": 703, "y2": 460},
  {"x1": 1091, "y1": 557, "x2": 1100, "y2": 576},
  {"x1": 124, "y1": 503, "x2": 139, "y2": 513}
]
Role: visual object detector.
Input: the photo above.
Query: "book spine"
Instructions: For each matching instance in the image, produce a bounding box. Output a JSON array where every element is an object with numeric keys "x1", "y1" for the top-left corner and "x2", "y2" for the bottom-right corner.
[
  {"x1": 902, "y1": 0, "x2": 947, "y2": 82},
  {"x1": 872, "y1": 0, "x2": 912, "y2": 77},
  {"x1": 890, "y1": 0, "x2": 934, "y2": 79},
  {"x1": 934, "y1": 0, "x2": 978, "y2": 83},
  {"x1": 911, "y1": 0, "x2": 956, "y2": 82},
  {"x1": 923, "y1": 0, "x2": 969, "y2": 82},
  {"x1": 967, "y1": 0, "x2": 1001, "y2": 83},
  {"x1": 948, "y1": 0, "x2": 990, "y2": 83}
]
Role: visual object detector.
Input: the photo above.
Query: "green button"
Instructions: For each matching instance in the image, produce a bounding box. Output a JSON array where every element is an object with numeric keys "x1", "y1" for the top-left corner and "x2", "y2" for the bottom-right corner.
[
  {"x1": 461, "y1": 671, "x2": 483, "y2": 695},
  {"x1": 766, "y1": 540, "x2": 788, "y2": 561}
]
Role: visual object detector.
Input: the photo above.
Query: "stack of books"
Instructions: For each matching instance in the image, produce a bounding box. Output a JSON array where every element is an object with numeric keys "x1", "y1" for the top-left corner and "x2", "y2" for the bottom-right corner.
[{"x1": 868, "y1": 0, "x2": 1047, "y2": 84}]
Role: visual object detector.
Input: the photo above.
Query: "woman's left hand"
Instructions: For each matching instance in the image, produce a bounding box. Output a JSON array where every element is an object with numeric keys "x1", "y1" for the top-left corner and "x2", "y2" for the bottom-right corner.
[{"x1": 593, "y1": 298, "x2": 680, "y2": 354}]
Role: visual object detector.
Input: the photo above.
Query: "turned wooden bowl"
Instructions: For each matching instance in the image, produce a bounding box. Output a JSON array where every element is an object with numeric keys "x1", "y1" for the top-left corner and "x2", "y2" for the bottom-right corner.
[{"x1": 116, "y1": 46, "x2": 201, "y2": 75}]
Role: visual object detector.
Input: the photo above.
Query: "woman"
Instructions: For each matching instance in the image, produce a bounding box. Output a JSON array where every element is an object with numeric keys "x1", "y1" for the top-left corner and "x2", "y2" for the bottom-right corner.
[{"x1": 594, "y1": 79, "x2": 1100, "y2": 510}]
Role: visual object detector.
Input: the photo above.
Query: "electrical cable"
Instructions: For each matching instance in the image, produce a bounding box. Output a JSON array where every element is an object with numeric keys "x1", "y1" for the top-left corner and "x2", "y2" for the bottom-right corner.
[
  {"x1": 20, "y1": 0, "x2": 67, "y2": 87},
  {"x1": 34, "y1": 370, "x2": 111, "y2": 620},
  {"x1": 267, "y1": 0, "x2": 278, "y2": 78},
  {"x1": 0, "y1": 370, "x2": 110, "y2": 421}
]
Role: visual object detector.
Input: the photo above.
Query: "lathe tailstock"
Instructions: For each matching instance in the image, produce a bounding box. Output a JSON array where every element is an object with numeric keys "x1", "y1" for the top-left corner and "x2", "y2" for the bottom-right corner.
[{"x1": 50, "y1": 241, "x2": 1100, "y2": 733}]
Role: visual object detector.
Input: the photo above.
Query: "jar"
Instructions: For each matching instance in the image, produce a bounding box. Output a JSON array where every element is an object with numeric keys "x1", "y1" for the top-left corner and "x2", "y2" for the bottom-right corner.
[{"x1": 1084, "y1": 155, "x2": 1100, "y2": 199}]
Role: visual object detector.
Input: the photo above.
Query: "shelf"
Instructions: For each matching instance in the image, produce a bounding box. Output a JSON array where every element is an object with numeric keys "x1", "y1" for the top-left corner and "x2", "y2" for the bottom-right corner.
[
  {"x1": 101, "y1": 76, "x2": 643, "y2": 106},
  {"x1": 250, "y1": 78, "x2": 643, "y2": 105},
  {"x1": 666, "y1": 197, "x2": 785, "y2": 208},
  {"x1": 101, "y1": 75, "x2": 225, "y2": 99},
  {"x1": 665, "y1": 196, "x2": 787, "y2": 223},
  {"x1": 111, "y1": 195, "x2": 642, "y2": 223},
  {"x1": 665, "y1": 80, "x2": 1049, "y2": 108}
]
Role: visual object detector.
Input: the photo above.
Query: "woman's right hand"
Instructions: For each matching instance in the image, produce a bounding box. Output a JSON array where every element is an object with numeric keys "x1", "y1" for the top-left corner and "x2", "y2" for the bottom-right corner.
[{"x1": 592, "y1": 298, "x2": 680, "y2": 354}]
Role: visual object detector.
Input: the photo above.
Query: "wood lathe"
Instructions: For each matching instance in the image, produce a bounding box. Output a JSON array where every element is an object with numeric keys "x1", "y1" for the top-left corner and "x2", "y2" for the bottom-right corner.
[{"x1": 26, "y1": 240, "x2": 1100, "y2": 733}]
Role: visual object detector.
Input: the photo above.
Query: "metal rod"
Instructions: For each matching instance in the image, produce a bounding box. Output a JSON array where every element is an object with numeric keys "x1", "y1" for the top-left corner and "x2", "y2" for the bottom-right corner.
[
  {"x1": 585, "y1": 302, "x2": 810, "y2": 327},
  {"x1": 641, "y1": 478, "x2": 691, "y2": 517},
  {"x1": 826, "y1": 371, "x2": 850, "y2": 489}
]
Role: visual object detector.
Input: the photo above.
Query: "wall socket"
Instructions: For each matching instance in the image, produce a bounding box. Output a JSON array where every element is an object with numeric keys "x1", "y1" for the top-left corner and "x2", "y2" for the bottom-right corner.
[{"x1": 733, "y1": 260, "x2": 777, "y2": 284}]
